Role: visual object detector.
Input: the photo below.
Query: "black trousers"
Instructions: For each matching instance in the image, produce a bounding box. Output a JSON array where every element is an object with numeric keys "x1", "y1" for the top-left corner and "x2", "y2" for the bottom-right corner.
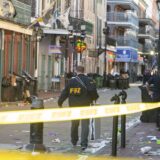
[
  {"x1": 152, "y1": 97, "x2": 160, "y2": 127},
  {"x1": 71, "y1": 119, "x2": 89, "y2": 147}
]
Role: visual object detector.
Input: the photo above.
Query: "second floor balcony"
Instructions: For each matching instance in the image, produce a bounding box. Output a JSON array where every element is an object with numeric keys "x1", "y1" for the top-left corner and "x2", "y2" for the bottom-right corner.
[
  {"x1": 143, "y1": 43, "x2": 154, "y2": 53},
  {"x1": 69, "y1": 17, "x2": 93, "y2": 35},
  {"x1": 107, "y1": 12, "x2": 139, "y2": 29},
  {"x1": 138, "y1": 28, "x2": 156, "y2": 40},
  {"x1": 138, "y1": 42, "x2": 154, "y2": 53},
  {"x1": 111, "y1": 35, "x2": 138, "y2": 49},
  {"x1": 70, "y1": 9, "x2": 84, "y2": 20}
]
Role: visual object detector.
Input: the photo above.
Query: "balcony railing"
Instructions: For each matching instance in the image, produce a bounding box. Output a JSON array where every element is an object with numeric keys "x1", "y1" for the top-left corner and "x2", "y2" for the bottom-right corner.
[
  {"x1": 107, "y1": 12, "x2": 139, "y2": 28},
  {"x1": 12, "y1": 0, "x2": 31, "y2": 25},
  {"x1": 108, "y1": 0, "x2": 134, "y2": 2},
  {"x1": 111, "y1": 35, "x2": 138, "y2": 48},
  {"x1": 69, "y1": 17, "x2": 93, "y2": 35},
  {"x1": 143, "y1": 43, "x2": 154, "y2": 52},
  {"x1": 70, "y1": 9, "x2": 84, "y2": 19},
  {"x1": 138, "y1": 42, "x2": 154, "y2": 53},
  {"x1": 138, "y1": 28, "x2": 155, "y2": 39}
]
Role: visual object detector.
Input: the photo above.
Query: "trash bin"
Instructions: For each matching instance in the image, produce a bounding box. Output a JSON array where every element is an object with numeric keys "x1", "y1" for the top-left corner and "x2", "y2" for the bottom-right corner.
[
  {"x1": 95, "y1": 77, "x2": 101, "y2": 88},
  {"x1": 16, "y1": 78, "x2": 23, "y2": 100},
  {"x1": 99, "y1": 77, "x2": 103, "y2": 88},
  {"x1": 95, "y1": 77, "x2": 99, "y2": 88},
  {"x1": 117, "y1": 78, "x2": 129, "y2": 89},
  {"x1": 117, "y1": 79, "x2": 124, "y2": 89},
  {"x1": 109, "y1": 79, "x2": 117, "y2": 89}
]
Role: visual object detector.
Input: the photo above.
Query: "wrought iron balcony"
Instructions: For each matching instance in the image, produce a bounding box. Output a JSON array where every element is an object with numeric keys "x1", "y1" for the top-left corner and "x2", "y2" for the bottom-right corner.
[
  {"x1": 138, "y1": 42, "x2": 154, "y2": 53},
  {"x1": 69, "y1": 17, "x2": 93, "y2": 35},
  {"x1": 70, "y1": 9, "x2": 84, "y2": 19},
  {"x1": 138, "y1": 28, "x2": 156, "y2": 40},
  {"x1": 143, "y1": 43, "x2": 154, "y2": 53},
  {"x1": 111, "y1": 35, "x2": 138, "y2": 48},
  {"x1": 108, "y1": 0, "x2": 138, "y2": 9},
  {"x1": 9, "y1": 0, "x2": 31, "y2": 25},
  {"x1": 107, "y1": 12, "x2": 139, "y2": 29},
  {"x1": 139, "y1": 18, "x2": 154, "y2": 26}
]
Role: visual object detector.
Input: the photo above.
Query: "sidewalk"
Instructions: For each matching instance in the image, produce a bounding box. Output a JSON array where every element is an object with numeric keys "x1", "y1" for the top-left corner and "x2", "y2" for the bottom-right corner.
[
  {"x1": 38, "y1": 90, "x2": 60, "y2": 100},
  {"x1": 97, "y1": 121, "x2": 160, "y2": 160},
  {"x1": 0, "y1": 83, "x2": 160, "y2": 159},
  {"x1": 0, "y1": 90, "x2": 60, "y2": 108}
]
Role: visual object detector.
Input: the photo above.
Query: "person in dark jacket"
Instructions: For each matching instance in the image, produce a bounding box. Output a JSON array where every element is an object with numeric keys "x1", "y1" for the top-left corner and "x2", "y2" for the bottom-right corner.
[
  {"x1": 58, "y1": 66, "x2": 99, "y2": 150},
  {"x1": 146, "y1": 69, "x2": 160, "y2": 127},
  {"x1": 143, "y1": 69, "x2": 151, "y2": 85}
]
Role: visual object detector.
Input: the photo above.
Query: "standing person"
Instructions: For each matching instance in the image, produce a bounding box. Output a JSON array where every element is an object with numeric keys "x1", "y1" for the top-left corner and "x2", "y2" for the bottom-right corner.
[
  {"x1": 58, "y1": 66, "x2": 99, "y2": 151},
  {"x1": 142, "y1": 69, "x2": 151, "y2": 85},
  {"x1": 146, "y1": 69, "x2": 160, "y2": 127}
]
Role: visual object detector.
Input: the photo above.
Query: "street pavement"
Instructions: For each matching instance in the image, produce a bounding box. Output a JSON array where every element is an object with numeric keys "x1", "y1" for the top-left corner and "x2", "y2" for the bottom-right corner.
[{"x1": 0, "y1": 82, "x2": 160, "y2": 159}]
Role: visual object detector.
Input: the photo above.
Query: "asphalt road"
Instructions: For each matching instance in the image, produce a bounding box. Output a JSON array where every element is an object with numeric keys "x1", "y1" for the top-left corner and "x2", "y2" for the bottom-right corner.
[{"x1": 0, "y1": 83, "x2": 142, "y2": 155}]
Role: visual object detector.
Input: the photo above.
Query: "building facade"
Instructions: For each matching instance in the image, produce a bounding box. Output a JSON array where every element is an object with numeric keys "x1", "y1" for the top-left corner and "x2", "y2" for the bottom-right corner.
[
  {"x1": 35, "y1": 0, "x2": 107, "y2": 92},
  {"x1": 0, "y1": 0, "x2": 34, "y2": 101},
  {"x1": 107, "y1": 0, "x2": 139, "y2": 79},
  {"x1": 107, "y1": 0, "x2": 158, "y2": 81},
  {"x1": 135, "y1": 0, "x2": 158, "y2": 74}
]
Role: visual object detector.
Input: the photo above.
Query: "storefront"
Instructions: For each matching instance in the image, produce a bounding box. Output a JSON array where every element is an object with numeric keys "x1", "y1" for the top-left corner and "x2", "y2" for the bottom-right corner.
[
  {"x1": 115, "y1": 47, "x2": 138, "y2": 73},
  {"x1": 0, "y1": 0, "x2": 33, "y2": 101},
  {"x1": 137, "y1": 54, "x2": 144, "y2": 75}
]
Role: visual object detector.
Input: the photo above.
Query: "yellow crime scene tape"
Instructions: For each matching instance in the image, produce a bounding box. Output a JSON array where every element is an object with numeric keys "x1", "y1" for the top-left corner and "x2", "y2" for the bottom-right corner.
[
  {"x1": 0, "y1": 150, "x2": 144, "y2": 160},
  {"x1": 0, "y1": 102, "x2": 159, "y2": 124}
]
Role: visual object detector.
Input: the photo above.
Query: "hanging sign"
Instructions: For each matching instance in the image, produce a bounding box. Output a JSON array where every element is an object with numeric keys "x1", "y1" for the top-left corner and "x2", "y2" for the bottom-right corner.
[{"x1": 48, "y1": 45, "x2": 62, "y2": 54}]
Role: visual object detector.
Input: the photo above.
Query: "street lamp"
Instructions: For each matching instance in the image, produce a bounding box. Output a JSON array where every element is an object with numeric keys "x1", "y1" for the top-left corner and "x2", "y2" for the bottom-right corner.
[
  {"x1": 103, "y1": 23, "x2": 109, "y2": 86},
  {"x1": 68, "y1": 24, "x2": 86, "y2": 72},
  {"x1": 33, "y1": 22, "x2": 43, "y2": 95},
  {"x1": 156, "y1": 0, "x2": 160, "y2": 70}
]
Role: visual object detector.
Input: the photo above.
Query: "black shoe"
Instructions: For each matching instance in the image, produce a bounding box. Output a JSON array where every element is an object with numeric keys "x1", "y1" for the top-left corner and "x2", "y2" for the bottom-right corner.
[
  {"x1": 72, "y1": 142, "x2": 77, "y2": 147},
  {"x1": 81, "y1": 146, "x2": 87, "y2": 151}
]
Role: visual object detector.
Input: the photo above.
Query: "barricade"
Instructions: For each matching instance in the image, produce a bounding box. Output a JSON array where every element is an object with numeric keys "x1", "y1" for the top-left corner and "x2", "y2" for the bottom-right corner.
[
  {"x1": 0, "y1": 101, "x2": 160, "y2": 157},
  {"x1": 0, "y1": 150, "x2": 143, "y2": 160}
]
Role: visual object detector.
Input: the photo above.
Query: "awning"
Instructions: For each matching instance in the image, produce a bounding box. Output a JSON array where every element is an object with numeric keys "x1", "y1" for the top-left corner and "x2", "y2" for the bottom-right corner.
[
  {"x1": 43, "y1": 29, "x2": 69, "y2": 35},
  {"x1": 0, "y1": 19, "x2": 33, "y2": 35}
]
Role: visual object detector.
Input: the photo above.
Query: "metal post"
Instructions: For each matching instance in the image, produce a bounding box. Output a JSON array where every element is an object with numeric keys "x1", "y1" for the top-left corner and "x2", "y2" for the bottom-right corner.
[
  {"x1": 156, "y1": 0, "x2": 160, "y2": 69},
  {"x1": 64, "y1": 36, "x2": 68, "y2": 86},
  {"x1": 0, "y1": 30, "x2": 4, "y2": 101},
  {"x1": 25, "y1": 98, "x2": 46, "y2": 152},
  {"x1": 34, "y1": 31, "x2": 38, "y2": 96},
  {"x1": 110, "y1": 94, "x2": 120, "y2": 156},
  {"x1": 121, "y1": 114, "x2": 126, "y2": 148},
  {"x1": 158, "y1": 19, "x2": 160, "y2": 70},
  {"x1": 112, "y1": 115, "x2": 118, "y2": 156},
  {"x1": 73, "y1": 35, "x2": 77, "y2": 73},
  {"x1": 103, "y1": 34, "x2": 107, "y2": 86},
  {"x1": 103, "y1": 28, "x2": 107, "y2": 87},
  {"x1": 118, "y1": 90, "x2": 127, "y2": 148}
]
